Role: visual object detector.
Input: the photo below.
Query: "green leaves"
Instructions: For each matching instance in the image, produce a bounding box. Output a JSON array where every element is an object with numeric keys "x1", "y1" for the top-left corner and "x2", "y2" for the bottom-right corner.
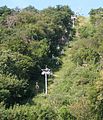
[
  {"x1": 0, "y1": 74, "x2": 30, "y2": 106},
  {"x1": 0, "y1": 6, "x2": 12, "y2": 16},
  {"x1": 89, "y1": 7, "x2": 103, "y2": 25}
]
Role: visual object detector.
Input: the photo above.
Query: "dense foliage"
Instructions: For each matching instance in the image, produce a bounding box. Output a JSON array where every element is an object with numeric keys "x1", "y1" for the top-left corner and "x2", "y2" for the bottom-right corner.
[{"x1": 0, "y1": 5, "x2": 103, "y2": 120}]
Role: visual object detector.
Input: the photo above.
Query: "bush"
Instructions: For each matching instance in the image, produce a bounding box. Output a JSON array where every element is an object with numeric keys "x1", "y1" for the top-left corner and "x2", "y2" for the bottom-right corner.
[
  {"x1": 0, "y1": 74, "x2": 31, "y2": 106},
  {"x1": 58, "y1": 106, "x2": 76, "y2": 120}
]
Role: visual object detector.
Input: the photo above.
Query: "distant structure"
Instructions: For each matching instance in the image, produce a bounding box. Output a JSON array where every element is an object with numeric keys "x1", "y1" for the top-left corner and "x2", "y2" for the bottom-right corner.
[
  {"x1": 35, "y1": 82, "x2": 39, "y2": 94},
  {"x1": 71, "y1": 15, "x2": 77, "y2": 27}
]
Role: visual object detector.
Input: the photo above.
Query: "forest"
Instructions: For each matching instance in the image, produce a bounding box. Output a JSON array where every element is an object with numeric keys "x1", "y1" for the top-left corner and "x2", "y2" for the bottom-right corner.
[{"x1": 0, "y1": 5, "x2": 103, "y2": 120}]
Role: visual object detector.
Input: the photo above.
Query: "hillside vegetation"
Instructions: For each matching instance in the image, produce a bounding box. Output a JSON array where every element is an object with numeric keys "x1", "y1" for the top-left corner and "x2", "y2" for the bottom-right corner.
[{"x1": 0, "y1": 5, "x2": 103, "y2": 120}]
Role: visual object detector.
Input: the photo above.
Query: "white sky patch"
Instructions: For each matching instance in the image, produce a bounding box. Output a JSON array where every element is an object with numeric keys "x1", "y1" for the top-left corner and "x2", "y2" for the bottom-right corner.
[
  {"x1": 0, "y1": 0, "x2": 103, "y2": 16},
  {"x1": 0, "y1": 0, "x2": 33, "y2": 8}
]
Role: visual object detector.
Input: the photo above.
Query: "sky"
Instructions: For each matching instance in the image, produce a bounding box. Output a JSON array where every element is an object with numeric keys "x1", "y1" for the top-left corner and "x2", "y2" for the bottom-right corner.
[{"x1": 0, "y1": 0, "x2": 103, "y2": 16}]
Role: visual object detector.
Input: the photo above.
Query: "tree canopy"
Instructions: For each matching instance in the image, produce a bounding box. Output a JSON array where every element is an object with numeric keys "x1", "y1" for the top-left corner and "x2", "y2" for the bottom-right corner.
[{"x1": 0, "y1": 5, "x2": 103, "y2": 120}]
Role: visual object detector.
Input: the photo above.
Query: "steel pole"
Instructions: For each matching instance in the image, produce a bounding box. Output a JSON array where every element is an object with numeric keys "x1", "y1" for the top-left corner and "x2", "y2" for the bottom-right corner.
[{"x1": 45, "y1": 73, "x2": 48, "y2": 94}]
